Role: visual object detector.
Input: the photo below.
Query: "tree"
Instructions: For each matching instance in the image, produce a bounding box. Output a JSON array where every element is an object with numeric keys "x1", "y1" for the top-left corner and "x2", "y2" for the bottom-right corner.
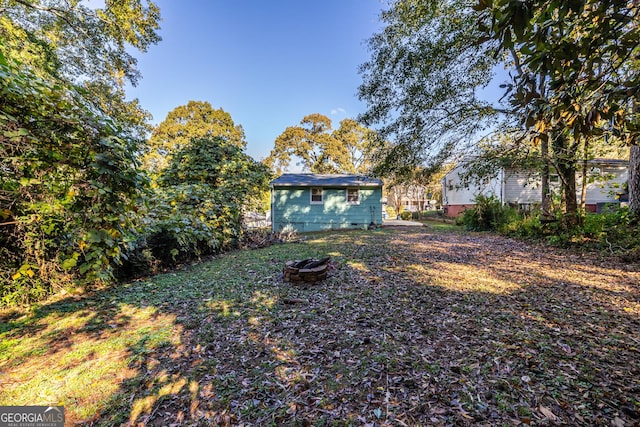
[
  {"x1": 331, "y1": 118, "x2": 378, "y2": 173},
  {"x1": 384, "y1": 166, "x2": 447, "y2": 217},
  {"x1": 145, "y1": 101, "x2": 247, "y2": 174},
  {"x1": 358, "y1": 0, "x2": 500, "y2": 177},
  {"x1": 1, "y1": 0, "x2": 161, "y2": 87},
  {"x1": 360, "y1": 0, "x2": 639, "y2": 221},
  {"x1": 631, "y1": 145, "x2": 640, "y2": 216},
  {"x1": 476, "y1": 0, "x2": 640, "y2": 220},
  {"x1": 0, "y1": 0, "x2": 161, "y2": 303},
  {"x1": 0, "y1": 54, "x2": 148, "y2": 303},
  {"x1": 1, "y1": 0, "x2": 159, "y2": 139},
  {"x1": 144, "y1": 136, "x2": 271, "y2": 264},
  {"x1": 160, "y1": 137, "x2": 269, "y2": 208},
  {"x1": 265, "y1": 113, "x2": 377, "y2": 174}
]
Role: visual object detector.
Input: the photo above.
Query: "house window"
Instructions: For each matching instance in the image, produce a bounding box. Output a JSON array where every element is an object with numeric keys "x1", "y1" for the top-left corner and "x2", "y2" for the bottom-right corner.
[
  {"x1": 549, "y1": 174, "x2": 560, "y2": 184},
  {"x1": 346, "y1": 188, "x2": 360, "y2": 205},
  {"x1": 310, "y1": 188, "x2": 323, "y2": 204},
  {"x1": 448, "y1": 180, "x2": 454, "y2": 191}
]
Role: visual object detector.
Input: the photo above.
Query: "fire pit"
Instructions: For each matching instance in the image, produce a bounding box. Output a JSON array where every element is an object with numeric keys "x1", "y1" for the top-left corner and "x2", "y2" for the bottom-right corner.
[{"x1": 283, "y1": 257, "x2": 331, "y2": 283}]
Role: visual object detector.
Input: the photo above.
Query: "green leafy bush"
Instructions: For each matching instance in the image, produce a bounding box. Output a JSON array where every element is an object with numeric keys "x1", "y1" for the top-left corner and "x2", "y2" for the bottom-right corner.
[
  {"x1": 1, "y1": 57, "x2": 146, "y2": 305},
  {"x1": 116, "y1": 137, "x2": 271, "y2": 277},
  {"x1": 400, "y1": 211, "x2": 413, "y2": 220},
  {"x1": 461, "y1": 195, "x2": 516, "y2": 231},
  {"x1": 498, "y1": 205, "x2": 639, "y2": 258}
]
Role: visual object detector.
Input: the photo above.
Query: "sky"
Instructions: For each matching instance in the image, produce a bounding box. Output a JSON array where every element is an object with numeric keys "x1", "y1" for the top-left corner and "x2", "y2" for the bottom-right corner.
[{"x1": 125, "y1": 1, "x2": 387, "y2": 162}]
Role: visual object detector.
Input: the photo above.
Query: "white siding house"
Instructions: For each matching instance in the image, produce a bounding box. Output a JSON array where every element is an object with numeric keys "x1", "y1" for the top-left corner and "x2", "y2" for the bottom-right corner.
[{"x1": 442, "y1": 159, "x2": 628, "y2": 217}]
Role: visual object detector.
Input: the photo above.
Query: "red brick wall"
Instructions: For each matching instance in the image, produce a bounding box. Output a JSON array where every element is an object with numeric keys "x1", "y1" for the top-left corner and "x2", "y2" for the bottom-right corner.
[{"x1": 444, "y1": 205, "x2": 470, "y2": 217}]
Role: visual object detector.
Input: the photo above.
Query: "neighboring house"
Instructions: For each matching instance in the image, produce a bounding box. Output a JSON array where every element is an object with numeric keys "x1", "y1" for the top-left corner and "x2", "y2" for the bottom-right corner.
[
  {"x1": 271, "y1": 174, "x2": 383, "y2": 233},
  {"x1": 442, "y1": 159, "x2": 628, "y2": 217}
]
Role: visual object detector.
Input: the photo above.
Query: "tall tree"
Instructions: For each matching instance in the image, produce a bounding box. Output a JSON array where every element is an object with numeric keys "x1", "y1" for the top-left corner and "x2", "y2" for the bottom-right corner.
[
  {"x1": 1, "y1": 0, "x2": 159, "y2": 138},
  {"x1": 146, "y1": 136, "x2": 271, "y2": 262},
  {"x1": 0, "y1": 1, "x2": 161, "y2": 303},
  {"x1": 145, "y1": 101, "x2": 247, "y2": 173},
  {"x1": 476, "y1": 0, "x2": 640, "y2": 220},
  {"x1": 1, "y1": 0, "x2": 161, "y2": 87},
  {"x1": 265, "y1": 114, "x2": 377, "y2": 174},
  {"x1": 331, "y1": 118, "x2": 378, "y2": 173},
  {"x1": 358, "y1": 0, "x2": 500, "y2": 177}
]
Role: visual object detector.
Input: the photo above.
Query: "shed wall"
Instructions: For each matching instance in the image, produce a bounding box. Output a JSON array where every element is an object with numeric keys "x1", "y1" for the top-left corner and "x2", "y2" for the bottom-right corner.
[{"x1": 272, "y1": 187, "x2": 383, "y2": 232}]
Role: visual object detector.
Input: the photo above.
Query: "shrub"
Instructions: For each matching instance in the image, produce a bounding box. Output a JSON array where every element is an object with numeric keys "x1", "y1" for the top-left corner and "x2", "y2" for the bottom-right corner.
[
  {"x1": 461, "y1": 195, "x2": 516, "y2": 231},
  {"x1": 400, "y1": 211, "x2": 413, "y2": 220},
  {"x1": 1, "y1": 58, "x2": 147, "y2": 305},
  {"x1": 385, "y1": 206, "x2": 397, "y2": 219},
  {"x1": 117, "y1": 137, "x2": 271, "y2": 277}
]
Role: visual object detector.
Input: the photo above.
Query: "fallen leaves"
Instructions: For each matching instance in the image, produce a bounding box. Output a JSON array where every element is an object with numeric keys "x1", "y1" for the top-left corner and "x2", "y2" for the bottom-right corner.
[
  {"x1": 2, "y1": 228, "x2": 640, "y2": 425},
  {"x1": 539, "y1": 405, "x2": 558, "y2": 422}
]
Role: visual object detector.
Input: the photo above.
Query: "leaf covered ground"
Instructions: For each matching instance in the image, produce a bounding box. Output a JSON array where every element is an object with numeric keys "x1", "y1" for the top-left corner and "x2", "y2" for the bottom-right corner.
[{"x1": 1, "y1": 226, "x2": 639, "y2": 426}]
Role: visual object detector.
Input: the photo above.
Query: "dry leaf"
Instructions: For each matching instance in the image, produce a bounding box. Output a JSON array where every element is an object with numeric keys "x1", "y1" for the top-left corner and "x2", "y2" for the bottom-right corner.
[
  {"x1": 539, "y1": 405, "x2": 558, "y2": 421},
  {"x1": 612, "y1": 416, "x2": 625, "y2": 427}
]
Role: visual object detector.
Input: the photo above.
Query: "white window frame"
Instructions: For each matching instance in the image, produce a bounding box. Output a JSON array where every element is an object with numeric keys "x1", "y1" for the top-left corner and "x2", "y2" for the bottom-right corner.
[
  {"x1": 346, "y1": 188, "x2": 360, "y2": 205},
  {"x1": 310, "y1": 187, "x2": 324, "y2": 204}
]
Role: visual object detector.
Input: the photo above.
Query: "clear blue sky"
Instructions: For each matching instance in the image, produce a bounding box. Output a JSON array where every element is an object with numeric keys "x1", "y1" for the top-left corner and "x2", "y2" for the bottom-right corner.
[{"x1": 125, "y1": 1, "x2": 386, "y2": 162}]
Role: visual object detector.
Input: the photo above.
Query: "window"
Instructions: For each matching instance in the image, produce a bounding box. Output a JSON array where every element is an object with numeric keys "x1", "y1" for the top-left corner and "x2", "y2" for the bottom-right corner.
[
  {"x1": 346, "y1": 188, "x2": 360, "y2": 205},
  {"x1": 310, "y1": 188, "x2": 323, "y2": 204},
  {"x1": 448, "y1": 180, "x2": 454, "y2": 191},
  {"x1": 549, "y1": 174, "x2": 560, "y2": 184}
]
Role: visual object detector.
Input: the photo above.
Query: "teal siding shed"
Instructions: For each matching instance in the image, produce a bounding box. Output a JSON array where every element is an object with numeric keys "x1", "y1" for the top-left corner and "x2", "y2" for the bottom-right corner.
[{"x1": 271, "y1": 174, "x2": 383, "y2": 233}]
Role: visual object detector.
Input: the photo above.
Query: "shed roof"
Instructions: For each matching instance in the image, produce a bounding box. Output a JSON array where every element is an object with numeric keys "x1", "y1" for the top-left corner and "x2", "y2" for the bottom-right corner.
[{"x1": 271, "y1": 173, "x2": 383, "y2": 187}]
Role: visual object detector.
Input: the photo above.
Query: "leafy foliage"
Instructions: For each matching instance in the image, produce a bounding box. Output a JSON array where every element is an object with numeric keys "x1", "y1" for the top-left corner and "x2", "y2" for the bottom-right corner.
[
  {"x1": 144, "y1": 101, "x2": 247, "y2": 174},
  {"x1": 361, "y1": 0, "x2": 639, "y2": 220},
  {"x1": 0, "y1": 54, "x2": 147, "y2": 304},
  {"x1": 502, "y1": 206, "x2": 640, "y2": 259},
  {"x1": 358, "y1": 0, "x2": 500, "y2": 176},
  {"x1": 0, "y1": 0, "x2": 161, "y2": 305},
  {"x1": 461, "y1": 195, "x2": 517, "y2": 231},
  {"x1": 121, "y1": 137, "x2": 272, "y2": 274},
  {"x1": 265, "y1": 114, "x2": 378, "y2": 174},
  {"x1": 1, "y1": 0, "x2": 161, "y2": 88},
  {"x1": 475, "y1": 0, "x2": 640, "y2": 217}
]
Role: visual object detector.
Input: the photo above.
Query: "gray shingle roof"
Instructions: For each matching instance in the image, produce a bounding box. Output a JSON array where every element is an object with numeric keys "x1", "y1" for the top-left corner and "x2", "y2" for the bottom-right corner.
[{"x1": 271, "y1": 174, "x2": 383, "y2": 187}]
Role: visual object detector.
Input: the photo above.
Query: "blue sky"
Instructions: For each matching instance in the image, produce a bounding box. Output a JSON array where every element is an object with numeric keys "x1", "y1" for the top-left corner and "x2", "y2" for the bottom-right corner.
[{"x1": 125, "y1": 1, "x2": 386, "y2": 162}]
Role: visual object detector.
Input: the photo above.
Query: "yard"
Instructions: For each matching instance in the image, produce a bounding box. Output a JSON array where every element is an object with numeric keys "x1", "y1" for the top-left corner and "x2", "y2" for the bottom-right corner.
[{"x1": 1, "y1": 226, "x2": 639, "y2": 426}]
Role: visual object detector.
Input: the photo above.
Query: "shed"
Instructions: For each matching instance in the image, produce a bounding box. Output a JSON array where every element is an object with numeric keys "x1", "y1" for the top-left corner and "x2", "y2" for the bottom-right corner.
[{"x1": 270, "y1": 174, "x2": 384, "y2": 233}]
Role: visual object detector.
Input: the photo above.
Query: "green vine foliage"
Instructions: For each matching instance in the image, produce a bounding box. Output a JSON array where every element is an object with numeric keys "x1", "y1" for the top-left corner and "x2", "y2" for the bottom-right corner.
[
  {"x1": 0, "y1": 54, "x2": 147, "y2": 305},
  {"x1": 117, "y1": 137, "x2": 272, "y2": 276}
]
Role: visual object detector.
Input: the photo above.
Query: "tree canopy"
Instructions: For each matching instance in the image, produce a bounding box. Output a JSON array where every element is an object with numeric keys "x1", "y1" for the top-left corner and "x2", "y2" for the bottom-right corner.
[
  {"x1": 0, "y1": 0, "x2": 161, "y2": 303},
  {"x1": 358, "y1": 0, "x2": 500, "y2": 176},
  {"x1": 145, "y1": 101, "x2": 247, "y2": 174},
  {"x1": 265, "y1": 114, "x2": 378, "y2": 174},
  {"x1": 1, "y1": 0, "x2": 161, "y2": 87},
  {"x1": 360, "y1": 0, "x2": 639, "y2": 219},
  {"x1": 475, "y1": 0, "x2": 640, "y2": 217},
  {"x1": 142, "y1": 136, "x2": 271, "y2": 265}
]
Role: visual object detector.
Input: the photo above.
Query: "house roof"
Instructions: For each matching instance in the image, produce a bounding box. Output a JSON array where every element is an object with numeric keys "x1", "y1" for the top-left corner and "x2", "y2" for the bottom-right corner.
[{"x1": 271, "y1": 173, "x2": 383, "y2": 187}]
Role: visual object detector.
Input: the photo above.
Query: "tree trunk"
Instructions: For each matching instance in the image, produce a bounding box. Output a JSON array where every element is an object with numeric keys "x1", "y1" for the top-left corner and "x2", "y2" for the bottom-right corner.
[
  {"x1": 553, "y1": 131, "x2": 580, "y2": 225},
  {"x1": 630, "y1": 144, "x2": 640, "y2": 217},
  {"x1": 563, "y1": 163, "x2": 579, "y2": 219},
  {"x1": 539, "y1": 73, "x2": 552, "y2": 217},
  {"x1": 541, "y1": 136, "x2": 551, "y2": 217},
  {"x1": 580, "y1": 137, "x2": 589, "y2": 212}
]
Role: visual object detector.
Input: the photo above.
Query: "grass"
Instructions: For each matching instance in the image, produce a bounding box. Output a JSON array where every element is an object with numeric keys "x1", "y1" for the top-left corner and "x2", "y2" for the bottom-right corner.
[{"x1": 1, "y1": 227, "x2": 639, "y2": 425}]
